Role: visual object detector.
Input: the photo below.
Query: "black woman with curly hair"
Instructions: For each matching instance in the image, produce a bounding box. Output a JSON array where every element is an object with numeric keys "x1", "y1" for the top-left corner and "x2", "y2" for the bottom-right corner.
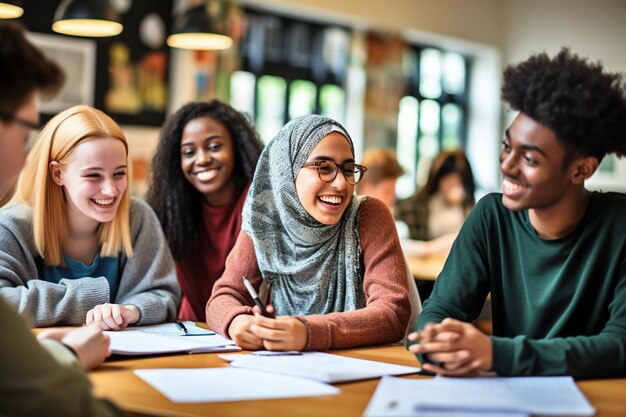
[
  {"x1": 146, "y1": 100, "x2": 262, "y2": 322},
  {"x1": 407, "y1": 48, "x2": 626, "y2": 379}
]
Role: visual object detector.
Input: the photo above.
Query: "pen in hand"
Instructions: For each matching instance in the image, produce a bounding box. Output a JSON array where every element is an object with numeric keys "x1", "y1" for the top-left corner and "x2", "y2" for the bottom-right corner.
[
  {"x1": 175, "y1": 321, "x2": 189, "y2": 335},
  {"x1": 242, "y1": 276, "x2": 274, "y2": 318}
]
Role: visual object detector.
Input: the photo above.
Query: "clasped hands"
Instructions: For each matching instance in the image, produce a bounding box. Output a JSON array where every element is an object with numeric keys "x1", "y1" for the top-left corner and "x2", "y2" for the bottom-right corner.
[
  {"x1": 228, "y1": 304, "x2": 308, "y2": 351},
  {"x1": 407, "y1": 318, "x2": 493, "y2": 377}
]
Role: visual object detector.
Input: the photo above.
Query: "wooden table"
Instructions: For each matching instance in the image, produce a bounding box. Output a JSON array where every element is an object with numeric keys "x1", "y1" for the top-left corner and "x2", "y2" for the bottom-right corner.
[
  {"x1": 89, "y1": 345, "x2": 626, "y2": 417},
  {"x1": 406, "y1": 254, "x2": 447, "y2": 281}
]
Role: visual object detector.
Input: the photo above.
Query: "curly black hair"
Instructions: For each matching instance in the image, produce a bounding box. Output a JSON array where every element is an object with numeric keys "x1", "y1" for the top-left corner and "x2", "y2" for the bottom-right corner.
[
  {"x1": 502, "y1": 48, "x2": 626, "y2": 163},
  {"x1": 145, "y1": 100, "x2": 263, "y2": 259}
]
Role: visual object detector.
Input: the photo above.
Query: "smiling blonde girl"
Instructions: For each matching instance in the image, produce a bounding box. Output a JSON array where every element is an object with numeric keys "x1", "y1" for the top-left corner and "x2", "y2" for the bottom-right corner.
[{"x1": 0, "y1": 105, "x2": 180, "y2": 328}]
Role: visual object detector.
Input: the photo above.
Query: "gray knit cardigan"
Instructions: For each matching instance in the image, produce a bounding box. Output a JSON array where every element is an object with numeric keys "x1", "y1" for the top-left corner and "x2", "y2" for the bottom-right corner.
[{"x1": 0, "y1": 197, "x2": 181, "y2": 326}]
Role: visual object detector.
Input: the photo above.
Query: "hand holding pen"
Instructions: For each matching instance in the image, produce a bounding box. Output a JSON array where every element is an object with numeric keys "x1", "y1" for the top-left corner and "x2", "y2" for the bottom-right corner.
[
  {"x1": 242, "y1": 276, "x2": 274, "y2": 318},
  {"x1": 239, "y1": 276, "x2": 307, "y2": 351}
]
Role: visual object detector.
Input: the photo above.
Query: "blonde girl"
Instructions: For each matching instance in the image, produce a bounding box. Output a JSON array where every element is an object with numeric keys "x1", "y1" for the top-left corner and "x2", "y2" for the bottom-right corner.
[{"x1": 0, "y1": 105, "x2": 180, "y2": 329}]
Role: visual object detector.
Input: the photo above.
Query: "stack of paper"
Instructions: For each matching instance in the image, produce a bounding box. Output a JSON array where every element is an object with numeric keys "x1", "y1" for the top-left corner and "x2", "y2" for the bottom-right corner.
[
  {"x1": 133, "y1": 351, "x2": 421, "y2": 403},
  {"x1": 364, "y1": 375, "x2": 596, "y2": 416},
  {"x1": 219, "y1": 351, "x2": 422, "y2": 383},
  {"x1": 105, "y1": 322, "x2": 240, "y2": 355}
]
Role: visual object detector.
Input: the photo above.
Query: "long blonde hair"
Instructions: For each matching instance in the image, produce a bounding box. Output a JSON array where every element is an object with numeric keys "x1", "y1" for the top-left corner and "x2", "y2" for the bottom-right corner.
[{"x1": 9, "y1": 105, "x2": 133, "y2": 265}]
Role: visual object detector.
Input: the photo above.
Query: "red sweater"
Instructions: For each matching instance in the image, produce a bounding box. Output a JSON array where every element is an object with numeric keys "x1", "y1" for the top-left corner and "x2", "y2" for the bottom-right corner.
[
  {"x1": 176, "y1": 183, "x2": 250, "y2": 321},
  {"x1": 206, "y1": 197, "x2": 411, "y2": 351}
]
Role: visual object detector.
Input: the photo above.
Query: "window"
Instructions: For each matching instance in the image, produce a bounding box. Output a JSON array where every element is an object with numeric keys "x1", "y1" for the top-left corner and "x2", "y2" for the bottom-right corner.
[
  {"x1": 396, "y1": 47, "x2": 470, "y2": 198},
  {"x1": 229, "y1": 9, "x2": 351, "y2": 143}
]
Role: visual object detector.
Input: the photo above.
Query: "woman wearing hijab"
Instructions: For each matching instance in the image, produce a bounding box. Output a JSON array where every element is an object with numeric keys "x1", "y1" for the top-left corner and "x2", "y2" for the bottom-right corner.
[{"x1": 206, "y1": 115, "x2": 411, "y2": 351}]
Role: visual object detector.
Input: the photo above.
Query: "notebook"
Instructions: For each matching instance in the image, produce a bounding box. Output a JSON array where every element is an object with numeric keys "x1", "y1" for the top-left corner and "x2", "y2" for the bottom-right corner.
[{"x1": 105, "y1": 322, "x2": 240, "y2": 355}]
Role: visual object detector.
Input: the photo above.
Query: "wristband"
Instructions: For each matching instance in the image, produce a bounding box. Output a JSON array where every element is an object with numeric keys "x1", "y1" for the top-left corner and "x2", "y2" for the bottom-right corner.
[{"x1": 61, "y1": 342, "x2": 78, "y2": 358}]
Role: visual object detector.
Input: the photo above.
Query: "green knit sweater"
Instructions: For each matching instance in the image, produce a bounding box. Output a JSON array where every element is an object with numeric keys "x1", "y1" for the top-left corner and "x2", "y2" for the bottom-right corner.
[{"x1": 413, "y1": 192, "x2": 626, "y2": 379}]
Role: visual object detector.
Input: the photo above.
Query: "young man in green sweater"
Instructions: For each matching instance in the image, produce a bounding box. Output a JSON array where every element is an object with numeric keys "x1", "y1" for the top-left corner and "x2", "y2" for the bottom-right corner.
[{"x1": 408, "y1": 48, "x2": 626, "y2": 379}]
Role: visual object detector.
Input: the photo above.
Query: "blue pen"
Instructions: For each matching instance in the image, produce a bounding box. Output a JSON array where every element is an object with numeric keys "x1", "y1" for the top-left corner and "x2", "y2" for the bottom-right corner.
[{"x1": 242, "y1": 276, "x2": 274, "y2": 318}]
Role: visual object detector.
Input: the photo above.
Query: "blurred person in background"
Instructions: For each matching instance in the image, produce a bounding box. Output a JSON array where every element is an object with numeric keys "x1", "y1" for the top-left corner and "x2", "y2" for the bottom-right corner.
[
  {"x1": 395, "y1": 149, "x2": 476, "y2": 257},
  {"x1": 356, "y1": 148, "x2": 405, "y2": 209}
]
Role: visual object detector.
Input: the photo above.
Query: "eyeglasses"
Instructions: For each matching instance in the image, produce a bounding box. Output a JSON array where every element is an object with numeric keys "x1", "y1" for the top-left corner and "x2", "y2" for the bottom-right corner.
[
  {"x1": 0, "y1": 111, "x2": 40, "y2": 130},
  {"x1": 301, "y1": 160, "x2": 368, "y2": 185}
]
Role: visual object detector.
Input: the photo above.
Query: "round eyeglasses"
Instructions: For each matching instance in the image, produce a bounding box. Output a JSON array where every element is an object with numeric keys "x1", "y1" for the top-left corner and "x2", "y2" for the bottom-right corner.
[{"x1": 301, "y1": 160, "x2": 368, "y2": 185}]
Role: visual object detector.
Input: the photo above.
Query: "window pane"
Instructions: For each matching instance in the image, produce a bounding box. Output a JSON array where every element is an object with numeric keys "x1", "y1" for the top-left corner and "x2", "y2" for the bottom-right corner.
[
  {"x1": 289, "y1": 80, "x2": 316, "y2": 119},
  {"x1": 320, "y1": 84, "x2": 346, "y2": 124},
  {"x1": 417, "y1": 100, "x2": 441, "y2": 187},
  {"x1": 442, "y1": 103, "x2": 462, "y2": 149},
  {"x1": 286, "y1": 22, "x2": 311, "y2": 67},
  {"x1": 323, "y1": 28, "x2": 350, "y2": 77},
  {"x1": 598, "y1": 155, "x2": 615, "y2": 173},
  {"x1": 257, "y1": 75, "x2": 286, "y2": 143},
  {"x1": 443, "y1": 52, "x2": 465, "y2": 94},
  {"x1": 419, "y1": 48, "x2": 442, "y2": 98},
  {"x1": 264, "y1": 16, "x2": 283, "y2": 62},
  {"x1": 230, "y1": 71, "x2": 256, "y2": 119},
  {"x1": 417, "y1": 136, "x2": 439, "y2": 187},
  {"x1": 420, "y1": 100, "x2": 440, "y2": 136},
  {"x1": 402, "y1": 47, "x2": 417, "y2": 80},
  {"x1": 396, "y1": 96, "x2": 419, "y2": 198}
]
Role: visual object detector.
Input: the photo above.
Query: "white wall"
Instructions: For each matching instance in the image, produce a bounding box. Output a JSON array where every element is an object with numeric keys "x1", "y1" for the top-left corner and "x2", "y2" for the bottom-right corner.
[{"x1": 235, "y1": 0, "x2": 502, "y2": 46}]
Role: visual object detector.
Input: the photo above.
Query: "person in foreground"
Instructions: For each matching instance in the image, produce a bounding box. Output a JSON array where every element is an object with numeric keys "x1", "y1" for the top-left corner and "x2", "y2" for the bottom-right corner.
[
  {"x1": 0, "y1": 298, "x2": 122, "y2": 416},
  {"x1": 0, "y1": 21, "x2": 120, "y2": 416},
  {"x1": 0, "y1": 105, "x2": 180, "y2": 329},
  {"x1": 0, "y1": 21, "x2": 64, "y2": 202},
  {"x1": 407, "y1": 48, "x2": 626, "y2": 379},
  {"x1": 206, "y1": 115, "x2": 411, "y2": 351},
  {"x1": 146, "y1": 100, "x2": 262, "y2": 322}
]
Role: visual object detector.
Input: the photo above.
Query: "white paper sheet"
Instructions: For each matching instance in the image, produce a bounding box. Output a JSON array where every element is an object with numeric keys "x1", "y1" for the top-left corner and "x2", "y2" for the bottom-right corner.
[
  {"x1": 219, "y1": 351, "x2": 421, "y2": 383},
  {"x1": 364, "y1": 376, "x2": 595, "y2": 416},
  {"x1": 134, "y1": 367, "x2": 340, "y2": 402},
  {"x1": 106, "y1": 322, "x2": 240, "y2": 355}
]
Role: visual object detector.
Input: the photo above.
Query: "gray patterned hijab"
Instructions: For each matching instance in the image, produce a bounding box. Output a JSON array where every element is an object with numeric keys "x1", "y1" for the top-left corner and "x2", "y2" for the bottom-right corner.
[{"x1": 242, "y1": 115, "x2": 366, "y2": 316}]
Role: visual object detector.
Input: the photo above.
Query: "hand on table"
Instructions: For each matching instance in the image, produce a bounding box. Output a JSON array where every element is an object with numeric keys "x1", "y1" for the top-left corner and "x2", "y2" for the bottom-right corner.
[
  {"x1": 249, "y1": 304, "x2": 308, "y2": 351},
  {"x1": 86, "y1": 303, "x2": 140, "y2": 330},
  {"x1": 228, "y1": 313, "x2": 265, "y2": 350},
  {"x1": 407, "y1": 318, "x2": 492, "y2": 377},
  {"x1": 37, "y1": 324, "x2": 111, "y2": 369},
  {"x1": 229, "y1": 305, "x2": 308, "y2": 351}
]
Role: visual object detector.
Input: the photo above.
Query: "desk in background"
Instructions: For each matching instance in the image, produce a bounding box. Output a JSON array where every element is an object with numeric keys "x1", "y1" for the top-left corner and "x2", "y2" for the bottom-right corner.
[
  {"x1": 88, "y1": 345, "x2": 626, "y2": 417},
  {"x1": 406, "y1": 254, "x2": 447, "y2": 281}
]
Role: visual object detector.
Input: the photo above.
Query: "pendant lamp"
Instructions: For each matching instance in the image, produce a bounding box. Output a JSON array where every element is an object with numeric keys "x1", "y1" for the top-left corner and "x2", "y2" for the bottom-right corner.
[
  {"x1": 52, "y1": 0, "x2": 123, "y2": 37},
  {"x1": 167, "y1": 3, "x2": 232, "y2": 51},
  {"x1": 0, "y1": 0, "x2": 23, "y2": 19}
]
